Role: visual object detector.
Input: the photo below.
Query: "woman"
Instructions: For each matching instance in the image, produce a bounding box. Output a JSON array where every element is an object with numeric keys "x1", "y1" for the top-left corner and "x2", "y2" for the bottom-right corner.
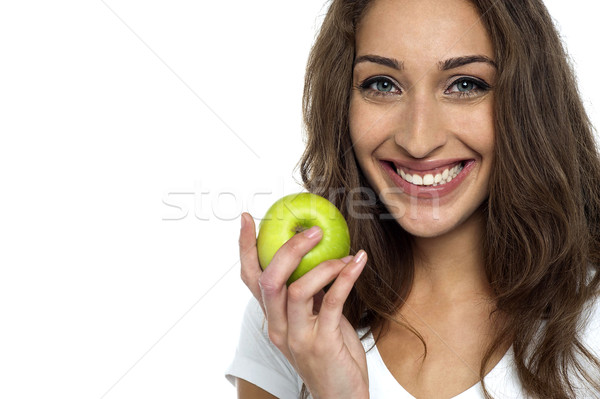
[{"x1": 228, "y1": 0, "x2": 600, "y2": 397}]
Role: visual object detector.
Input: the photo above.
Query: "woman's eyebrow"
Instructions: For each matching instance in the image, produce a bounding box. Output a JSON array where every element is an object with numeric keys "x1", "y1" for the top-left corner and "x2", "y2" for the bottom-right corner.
[
  {"x1": 440, "y1": 55, "x2": 497, "y2": 70},
  {"x1": 353, "y1": 54, "x2": 496, "y2": 70},
  {"x1": 354, "y1": 55, "x2": 403, "y2": 70}
]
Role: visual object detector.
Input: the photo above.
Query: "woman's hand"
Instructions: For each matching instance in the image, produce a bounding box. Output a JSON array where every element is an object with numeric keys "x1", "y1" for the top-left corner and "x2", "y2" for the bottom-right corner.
[{"x1": 239, "y1": 212, "x2": 369, "y2": 399}]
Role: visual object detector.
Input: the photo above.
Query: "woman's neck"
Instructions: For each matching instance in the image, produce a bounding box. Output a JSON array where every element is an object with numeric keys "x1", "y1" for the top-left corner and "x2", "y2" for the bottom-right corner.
[{"x1": 409, "y1": 210, "x2": 492, "y2": 303}]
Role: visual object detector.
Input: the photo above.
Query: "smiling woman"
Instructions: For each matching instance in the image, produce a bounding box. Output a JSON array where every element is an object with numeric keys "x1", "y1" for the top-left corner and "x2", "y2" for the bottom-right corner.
[
  {"x1": 228, "y1": 0, "x2": 600, "y2": 398},
  {"x1": 349, "y1": 0, "x2": 497, "y2": 240}
]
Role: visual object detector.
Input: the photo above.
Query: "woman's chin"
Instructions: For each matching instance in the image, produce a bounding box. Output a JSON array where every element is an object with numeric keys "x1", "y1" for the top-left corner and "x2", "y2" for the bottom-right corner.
[
  {"x1": 393, "y1": 203, "x2": 486, "y2": 239},
  {"x1": 396, "y1": 218, "x2": 457, "y2": 239}
]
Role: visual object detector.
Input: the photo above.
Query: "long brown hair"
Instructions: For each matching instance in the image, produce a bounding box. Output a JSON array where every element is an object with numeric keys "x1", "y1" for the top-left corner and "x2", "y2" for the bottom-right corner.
[{"x1": 296, "y1": 0, "x2": 600, "y2": 397}]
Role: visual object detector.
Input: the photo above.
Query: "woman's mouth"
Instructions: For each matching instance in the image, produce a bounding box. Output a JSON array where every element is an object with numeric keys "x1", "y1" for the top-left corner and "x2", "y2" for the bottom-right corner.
[
  {"x1": 380, "y1": 159, "x2": 475, "y2": 198},
  {"x1": 395, "y1": 161, "x2": 465, "y2": 186}
]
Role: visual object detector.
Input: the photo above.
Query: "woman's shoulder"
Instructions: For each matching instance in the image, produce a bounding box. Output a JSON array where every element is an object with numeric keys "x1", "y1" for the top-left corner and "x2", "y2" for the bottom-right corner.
[
  {"x1": 580, "y1": 292, "x2": 600, "y2": 347},
  {"x1": 580, "y1": 267, "x2": 600, "y2": 345},
  {"x1": 225, "y1": 297, "x2": 304, "y2": 398},
  {"x1": 570, "y1": 290, "x2": 600, "y2": 391}
]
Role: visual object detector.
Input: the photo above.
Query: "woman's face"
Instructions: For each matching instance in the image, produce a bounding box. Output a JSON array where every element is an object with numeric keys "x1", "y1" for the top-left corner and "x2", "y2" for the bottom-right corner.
[{"x1": 349, "y1": 0, "x2": 496, "y2": 238}]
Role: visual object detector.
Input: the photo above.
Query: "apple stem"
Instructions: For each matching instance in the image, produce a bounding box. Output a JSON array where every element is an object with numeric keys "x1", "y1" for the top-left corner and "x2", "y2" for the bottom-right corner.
[{"x1": 293, "y1": 225, "x2": 308, "y2": 234}]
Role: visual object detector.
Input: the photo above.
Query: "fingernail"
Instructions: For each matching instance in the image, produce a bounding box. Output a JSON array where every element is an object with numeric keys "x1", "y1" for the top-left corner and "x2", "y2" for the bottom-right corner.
[
  {"x1": 240, "y1": 213, "x2": 246, "y2": 229},
  {"x1": 353, "y1": 250, "x2": 367, "y2": 265},
  {"x1": 303, "y1": 225, "x2": 321, "y2": 238}
]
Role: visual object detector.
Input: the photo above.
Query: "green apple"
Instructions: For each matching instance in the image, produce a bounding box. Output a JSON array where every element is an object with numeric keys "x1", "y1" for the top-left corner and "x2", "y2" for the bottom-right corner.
[{"x1": 256, "y1": 192, "x2": 351, "y2": 285}]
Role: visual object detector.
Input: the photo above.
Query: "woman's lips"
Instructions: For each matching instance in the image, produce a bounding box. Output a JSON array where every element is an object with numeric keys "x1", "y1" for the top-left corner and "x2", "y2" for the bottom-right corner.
[
  {"x1": 380, "y1": 159, "x2": 475, "y2": 199},
  {"x1": 394, "y1": 161, "x2": 464, "y2": 185}
]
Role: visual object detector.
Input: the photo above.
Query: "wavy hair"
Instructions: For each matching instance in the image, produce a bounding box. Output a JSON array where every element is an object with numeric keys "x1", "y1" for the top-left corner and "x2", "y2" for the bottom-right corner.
[{"x1": 296, "y1": 0, "x2": 600, "y2": 397}]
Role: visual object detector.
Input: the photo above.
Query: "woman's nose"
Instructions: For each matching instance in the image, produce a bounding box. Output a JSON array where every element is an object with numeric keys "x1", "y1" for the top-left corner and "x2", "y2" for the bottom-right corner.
[{"x1": 393, "y1": 92, "x2": 447, "y2": 159}]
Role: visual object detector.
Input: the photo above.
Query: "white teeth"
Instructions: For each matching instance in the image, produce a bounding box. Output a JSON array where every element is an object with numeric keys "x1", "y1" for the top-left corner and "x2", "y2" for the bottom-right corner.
[
  {"x1": 396, "y1": 162, "x2": 465, "y2": 186},
  {"x1": 423, "y1": 174, "x2": 434, "y2": 186}
]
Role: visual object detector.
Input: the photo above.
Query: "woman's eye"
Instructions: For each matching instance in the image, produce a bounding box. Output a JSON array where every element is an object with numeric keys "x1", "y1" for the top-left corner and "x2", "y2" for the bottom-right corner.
[
  {"x1": 372, "y1": 79, "x2": 395, "y2": 92},
  {"x1": 446, "y1": 78, "x2": 490, "y2": 97},
  {"x1": 359, "y1": 77, "x2": 401, "y2": 96},
  {"x1": 456, "y1": 80, "x2": 475, "y2": 92}
]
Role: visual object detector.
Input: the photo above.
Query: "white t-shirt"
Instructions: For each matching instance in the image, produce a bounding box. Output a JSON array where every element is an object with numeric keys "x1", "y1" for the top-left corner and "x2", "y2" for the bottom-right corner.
[{"x1": 226, "y1": 297, "x2": 600, "y2": 398}]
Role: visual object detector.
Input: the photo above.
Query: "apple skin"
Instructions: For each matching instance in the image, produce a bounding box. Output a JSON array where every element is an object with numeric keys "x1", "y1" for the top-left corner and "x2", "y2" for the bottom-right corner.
[{"x1": 256, "y1": 192, "x2": 351, "y2": 285}]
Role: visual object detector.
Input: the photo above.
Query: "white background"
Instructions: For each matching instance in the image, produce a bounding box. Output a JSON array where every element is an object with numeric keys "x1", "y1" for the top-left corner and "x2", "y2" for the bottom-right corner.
[{"x1": 0, "y1": 1, "x2": 598, "y2": 398}]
